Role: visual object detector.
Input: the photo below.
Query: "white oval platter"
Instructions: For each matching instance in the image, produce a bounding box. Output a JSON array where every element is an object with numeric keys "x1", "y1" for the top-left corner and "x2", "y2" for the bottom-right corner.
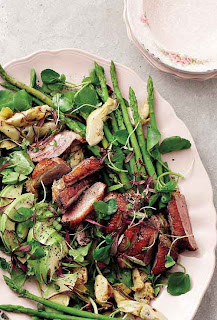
[{"x1": 0, "y1": 49, "x2": 216, "y2": 320}]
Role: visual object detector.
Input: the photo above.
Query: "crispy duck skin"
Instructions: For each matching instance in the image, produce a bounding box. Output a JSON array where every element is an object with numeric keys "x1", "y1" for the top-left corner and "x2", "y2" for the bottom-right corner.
[
  {"x1": 55, "y1": 177, "x2": 94, "y2": 209},
  {"x1": 63, "y1": 156, "x2": 103, "y2": 187},
  {"x1": 26, "y1": 157, "x2": 71, "y2": 194},
  {"x1": 168, "y1": 193, "x2": 197, "y2": 251},
  {"x1": 62, "y1": 182, "x2": 106, "y2": 227},
  {"x1": 151, "y1": 234, "x2": 178, "y2": 275},
  {"x1": 28, "y1": 130, "x2": 84, "y2": 162}
]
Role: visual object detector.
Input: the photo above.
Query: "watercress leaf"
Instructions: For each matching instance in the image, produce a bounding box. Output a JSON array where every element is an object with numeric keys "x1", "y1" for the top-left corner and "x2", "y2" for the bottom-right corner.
[
  {"x1": 69, "y1": 242, "x2": 92, "y2": 263},
  {"x1": 159, "y1": 136, "x2": 191, "y2": 154},
  {"x1": 165, "y1": 255, "x2": 176, "y2": 268},
  {"x1": 107, "y1": 199, "x2": 118, "y2": 215},
  {"x1": 112, "y1": 147, "x2": 125, "y2": 170},
  {"x1": 0, "y1": 257, "x2": 10, "y2": 271},
  {"x1": 105, "y1": 234, "x2": 113, "y2": 245},
  {"x1": 0, "y1": 90, "x2": 14, "y2": 110},
  {"x1": 147, "y1": 125, "x2": 161, "y2": 158},
  {"x1": 167, "y1": 272, "x2": 191, "y2": 296},
  {"x1": 74, "y1": 85, "x2": 99, "y2": 106},
  {"x1": 117, "y1": 269, "x2": 132, "y2": 288},
  {"x1": 113, "y1": 130, "x2": 128, "y2": 145},
  {"x1": 93, "y1": 244, "x2": 111, "y2": 264},
  {"x1": 10, "y1": 151, "x2": 34, "y2": 175},
  {"x1": 13, "y1": 90, "x2": 32, "y2": 111},
  {"x1": 94, "y1": 200, "x2": 117, "y2": 221},
  {"x1": 47, "y1": 83, "x2": 65, "y2": 93},
  {"x1": 57, "y1": 95, "x2": 73, "y2": 113},
  {"x1": 41, "y1": 69, "x2": 61, "y2": 84},
  {"x1": 64, "y1": 91, "x2": 76, "y2": 102}
]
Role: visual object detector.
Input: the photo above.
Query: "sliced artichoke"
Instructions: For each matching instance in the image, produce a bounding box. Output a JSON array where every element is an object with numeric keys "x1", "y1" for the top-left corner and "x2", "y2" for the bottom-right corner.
[{"x1": 86, "y1": 98, "x2": 117, "y2": 146}]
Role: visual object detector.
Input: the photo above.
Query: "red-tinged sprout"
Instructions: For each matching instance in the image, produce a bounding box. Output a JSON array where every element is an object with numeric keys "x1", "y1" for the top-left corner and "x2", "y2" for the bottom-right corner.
[
  {"x1": 15, "y1": 244, "x2": 31, "y2": 253},
  {"x1": 110, "y1": 235, "x2": 119, "y2": 256},
  {"x1": 125, "y1": 150, "x2": 135, "y2": 164},
  {"x1": 97, "y1": 262, "x2": 107, "y2": 269},
  {"x1": 84, "y1": 218, "x2": 106, "y2": 228},
  {"x1": 56, "y1": 266, "x2": 64, "y2": 278},
  {"x1": 65, "y1": 231, "x2": 70, "y2": 245},
  {"x1": 0, "y1": 162, "x2": 11, "y2": 172}
]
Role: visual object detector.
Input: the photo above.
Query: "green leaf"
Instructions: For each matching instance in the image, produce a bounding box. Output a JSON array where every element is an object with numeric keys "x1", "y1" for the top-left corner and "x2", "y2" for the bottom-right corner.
[
  {"x1": 69, "y1": 242, "x2": 92, "y2": 263},
  {"x1": 13, "y1": 90, "x2": 32, "y2": 111},
  {"x1": 0, "y1": 90, "x2": 14, "y2": 110},
  {"x1": 159, "y1": 136, "x2": 191, "y2": 154},
  {"x1": 112, "y1": 147, "x2": 125, "y2": 170},
  {"x1": 94, "y1": 199, "x2": 118, "y2": 221},
  {"x1": 74, "y1": 85, "x2": 99, "y2": 107},
  {"x1": 93, "y1": 245, "x2": 111, "y2": 265},
  {"x1": 41, "y1": 69, "x2": 61, "y2": 84},
  {"x1": 1, "y1": 170, "x2": 27, "y2": 184},
  {"x1": 93, "y1": 236, "x2": 113, "y2": 264},
  {"x1": 147, "y1": 125, "x2": 161, "y2": 158},
  {"x1": 29, "y1": 246, "x2": 45, "y2": 260},
  {"x1": 167, "y1": 272, "x2": 191, "y2": 296},
  {"x1": 10, "y1": 151, "x2": 34, "y2": 175},
  {"x1": 113, "y1": 130, "x2": 128, "y2": 145},
  {"x1": 10, "y1": 267, "x2": 26, "y2": 287},
  {"x1": 14, "y1": 207, "x2": 34, "y2": 222},
  {"x1": 165, "y1": 255, "x2": 176, "y2": 268},
  {"x1": 117, "y1": 269, "x2": 132, "y2": 288},
  {"x1": 0, "y1": 257, "x2": 10, "y2": 271}
]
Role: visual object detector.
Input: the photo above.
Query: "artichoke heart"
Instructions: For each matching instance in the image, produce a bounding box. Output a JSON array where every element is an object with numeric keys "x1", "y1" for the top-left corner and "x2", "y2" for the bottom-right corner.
[
  {"x1": 6, "y1": 105, "x2": 51, "y2": 127},
  {"x1": 86, "y1": 98, "x2": 117, "y2": 146}
]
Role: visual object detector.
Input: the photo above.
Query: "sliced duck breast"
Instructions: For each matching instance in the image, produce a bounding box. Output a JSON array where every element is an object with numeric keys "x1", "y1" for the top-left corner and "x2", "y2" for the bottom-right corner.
[
  {"x1": 28, "y1": 130, "x2": 84, "y2": 162},
  {"x1": 63, "y1": 157, "x2": 103, "y2": 187},
  {"x1": 151, "y1": 234, "x2": 178, "y2": 275},
  {"x1": 168, "y1": 193, "x2": 197, "y2": 251},
  {"x1": 62, "y1": 182, "x2": 106, "y2": 227}
]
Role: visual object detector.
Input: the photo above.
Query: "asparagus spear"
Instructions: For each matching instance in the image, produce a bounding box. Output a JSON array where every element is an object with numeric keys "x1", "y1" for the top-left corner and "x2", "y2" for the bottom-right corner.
[
  {"x1": 0, "y1": 65, "x2": 53, "y2": 107},
  {"x1": 110, "y1": 61, "x2": 146, "y2": 178},
  {"x1": 147, "y1": 76, "x2": 162, "y2": 177},
  {"x1": 94, "y1": 62, "x2": 118, "y2": 132},
  {"x1": 94, "y1": 62, "x2": 130, "y2": 187},
  {"x1": 3, "y1": 277, "x2": 118, "y2": 320},
  {"x1": 0, "y1": 305, "x2": 76, "y2": 320},
  {"x1": 129, "y1": 87, "x2": 157, "y2": 180}
]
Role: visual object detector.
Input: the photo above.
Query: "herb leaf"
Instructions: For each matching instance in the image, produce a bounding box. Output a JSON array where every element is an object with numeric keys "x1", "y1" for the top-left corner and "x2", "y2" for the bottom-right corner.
[
  {"x1": 165, "y1": 255, "x2": 176, "y2": 268},
  {"x1": 13, "y1": 90, "x2": 32, "y2": 111},
  {"x1": 159, "y1": 136, "x2": 191, "y2": 154},
  {"x1": 10, "y1": 151, "x2": 34, "y2": 175},
  {"x1": 93, "y1": 235, "x2": 113, "y2": 265},
  {"x1": 0, "y1": 257, "x2": 10, "y2": 271},
  {"x1": 167, "y1": 272, "x2": 191, "y2": 296},
  {"x1": 69, "y1": 242, "x2": 92, "y2": 263},
  {"x1": 113, "y1": 130, "x2": 128, "y2": 145},
  {"x1": 117, "y1": 269, "x2": 132, "y2": 287},
  {"x1": 41, "y1": 69, "x2": 61, "y2": 84},
  {"x1": 94, "y1": 199, "x2": 118, "y2": 221}
]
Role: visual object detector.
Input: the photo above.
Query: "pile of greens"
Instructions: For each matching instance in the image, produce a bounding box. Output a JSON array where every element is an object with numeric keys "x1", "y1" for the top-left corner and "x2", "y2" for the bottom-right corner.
[{"x1": 0, "y1": 61, "x2": 192, "y2": 320}]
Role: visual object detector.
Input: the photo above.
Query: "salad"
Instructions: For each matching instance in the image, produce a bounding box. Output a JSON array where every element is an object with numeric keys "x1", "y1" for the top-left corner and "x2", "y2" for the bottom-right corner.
[{"x1": 0, "y1": 61, "x2": 197, "y2": 320}]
